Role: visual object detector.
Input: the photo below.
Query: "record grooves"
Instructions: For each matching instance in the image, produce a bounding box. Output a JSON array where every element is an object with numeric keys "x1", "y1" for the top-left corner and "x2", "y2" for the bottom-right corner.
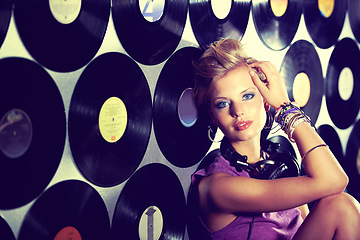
[
  {"x1": 0, "y1": 0, "x2": 12, "y2": 49},
  {"x1": 14, "y1": 0, "x2": 110, "y2": 72},
  {"x1": 326, "y1": 38, "x2": 360, "y2": 129},
  {"x1": 18, "y1": 180, "x2": 110, "y2": 240},
  {"x1": 68, "y1": 52, "x2": 152, "y2": 187},
  {"x1": 153, "y1": 47, "x2": 213, "y2": 168},
  {"x1": 304, "y1": 0, "x2": 346, "y2": 49},
  {"x1": 112, "y1": 163, "x2": 186, "y2": 240},
  {"x1": 279, "y1": 40, "x2": 323, "y2": 124},
  {"x1": 348, "y1": 0, "x2": 360, "y2": 43},
  {"x1": 112, "y1": 0, "x2": 187, "y2": 65},
  {"x1": 0, "y1": 57, "x2": 66, "y2": 210},
  {"x1": 189, "y1": 0, "x2": 251, "y2": 50},
  {"x1": 252, "y1": 0, "x2": 302, "y2": 50}
]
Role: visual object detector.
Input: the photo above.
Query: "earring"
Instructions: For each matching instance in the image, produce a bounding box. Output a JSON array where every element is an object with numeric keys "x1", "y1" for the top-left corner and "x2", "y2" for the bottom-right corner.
[
  {"x1": 264, "y1": 109, "x2": 273, "y2": 130},
  {"x1": 208, "y1": 125, "x2": 221, "y2": 143}
]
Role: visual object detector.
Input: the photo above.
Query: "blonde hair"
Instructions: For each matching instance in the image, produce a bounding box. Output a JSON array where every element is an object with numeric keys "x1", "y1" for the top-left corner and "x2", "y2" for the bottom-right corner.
[{"x1": 193, "y1": 39, "x2": 263, "y2": 114}]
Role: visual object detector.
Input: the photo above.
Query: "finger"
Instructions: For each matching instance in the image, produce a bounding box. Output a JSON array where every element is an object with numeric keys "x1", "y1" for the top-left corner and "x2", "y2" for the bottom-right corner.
[{"x1": 249, "y1": 70, "x2": 270, "y2": 96}]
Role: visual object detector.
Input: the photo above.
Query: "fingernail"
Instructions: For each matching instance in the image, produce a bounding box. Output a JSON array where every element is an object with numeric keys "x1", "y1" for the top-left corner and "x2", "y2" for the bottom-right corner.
[{"x1": 249, "y1": 71, "x2": 255, "y2": 76}]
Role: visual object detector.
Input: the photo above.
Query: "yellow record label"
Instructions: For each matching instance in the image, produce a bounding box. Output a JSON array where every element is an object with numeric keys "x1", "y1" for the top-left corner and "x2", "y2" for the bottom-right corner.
[
  {"x1": 99, "y1": 97, "x2": 127, "y2": 143},
  {"x1": 270, "y1": 0, "x2": 288, "y2": 17},
  {"x1": 138, "y1": 206, "x2": 163, "y2": 240},
  {"x1": 211, "y1": 0, "x2": 232, "y2": 20},
  {"x1": 292, "y1": 72, "x2": 311, "y2": 108},
  {"x1": 49, "y1": 0, "x2": 82, "y2": 24},
  {"x1": 318, "y1": 0, "x2": 334, "y2": 18},
  {"x1": 338, "y1": 67, "x2": 353, "y2": 101},
  {"x1": 54, "y1": 226, "x2": 82, "y2": 240}
]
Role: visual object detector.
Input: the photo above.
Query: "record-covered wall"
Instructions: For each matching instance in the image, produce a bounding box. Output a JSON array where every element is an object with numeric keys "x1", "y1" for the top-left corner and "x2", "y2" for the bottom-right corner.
[{"x1": 0, "y1": 0, "x2": 359, "y2": 239}]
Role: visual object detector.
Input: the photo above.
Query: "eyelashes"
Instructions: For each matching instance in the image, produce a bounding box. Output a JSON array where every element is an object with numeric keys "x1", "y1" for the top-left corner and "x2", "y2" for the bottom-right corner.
[{"x1": 214, "y1": 93, "x2": 255, "y2": 109}]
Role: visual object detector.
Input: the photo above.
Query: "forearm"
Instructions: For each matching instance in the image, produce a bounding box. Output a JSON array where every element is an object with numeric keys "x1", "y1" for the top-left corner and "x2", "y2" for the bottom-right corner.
[{"x1": 292, "y1": 122, "x2": 348, "y2": 194}]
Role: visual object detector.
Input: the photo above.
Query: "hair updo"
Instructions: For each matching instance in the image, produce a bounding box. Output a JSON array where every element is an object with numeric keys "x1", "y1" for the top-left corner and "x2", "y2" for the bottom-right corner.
[{"x1": 193, "y1": 39, "x2": 265, "y2": 115}]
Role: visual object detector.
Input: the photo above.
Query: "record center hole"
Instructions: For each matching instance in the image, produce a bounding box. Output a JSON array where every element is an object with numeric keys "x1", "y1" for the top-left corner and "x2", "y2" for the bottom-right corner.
[
  {"x1": 270, "y1": 0, "x2": 288, "y2": 17},
  {"x1": 178, "y1": 88, "x2": 198, "y2": 127},
  {"x1": 54, "y1": 226, "x2": 82, "y2": 240},
  {"x1": 292, "y1": 72, "x2": 311, "y2": 108},
  {"x1": 338, "y1": 67, "x2": 354, "y2": 101},
  {"x1": 318, "y1": 0, "x2": 334, "y2": 18},
  {"x1": 139, "y1": 0, "x2": 165, "y2": 23},
  {"x1": 139, "y1": 206, "x2": 163, "y2": 240},
  {"x1": 211, "y1": 0, "x2": 232, "y2": 20}
]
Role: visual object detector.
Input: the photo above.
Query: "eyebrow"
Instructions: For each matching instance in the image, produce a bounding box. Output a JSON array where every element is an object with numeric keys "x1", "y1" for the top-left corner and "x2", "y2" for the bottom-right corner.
[{"x1": 213, "y1": 87, "x2": 256, "y2": 101}]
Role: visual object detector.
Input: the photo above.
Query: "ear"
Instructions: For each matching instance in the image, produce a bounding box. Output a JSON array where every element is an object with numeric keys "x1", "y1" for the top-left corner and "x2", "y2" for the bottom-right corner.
[{"x1": 264, "y1": 101, "x2": 270, "y2": 112}]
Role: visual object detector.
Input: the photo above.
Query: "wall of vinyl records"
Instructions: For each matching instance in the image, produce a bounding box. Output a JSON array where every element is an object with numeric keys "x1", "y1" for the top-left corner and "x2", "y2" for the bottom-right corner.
[{"x1": 0, "y1": 0, "x2": 359, "y2": 239}]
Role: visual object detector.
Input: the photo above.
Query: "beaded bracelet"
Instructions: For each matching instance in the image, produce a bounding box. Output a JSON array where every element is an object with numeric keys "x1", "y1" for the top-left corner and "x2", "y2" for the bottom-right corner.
[{"x1": 274, "y1": 102, "x2": 313, "y2": 142}]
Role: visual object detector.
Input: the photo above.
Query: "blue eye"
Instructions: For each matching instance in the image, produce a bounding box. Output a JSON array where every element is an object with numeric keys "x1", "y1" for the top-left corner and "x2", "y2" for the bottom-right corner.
[
  {"x1": 243, "y1": 93, "x2": 255, "y2": 100},
  {"x1": 215, "y1": 101, "x2": 229, "y2": 109}
]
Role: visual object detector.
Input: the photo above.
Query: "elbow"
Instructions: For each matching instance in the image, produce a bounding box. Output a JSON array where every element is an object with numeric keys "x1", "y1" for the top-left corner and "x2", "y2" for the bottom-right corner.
[{"x1": 330, "y1": 171, "x2": 349, "y2": 194}]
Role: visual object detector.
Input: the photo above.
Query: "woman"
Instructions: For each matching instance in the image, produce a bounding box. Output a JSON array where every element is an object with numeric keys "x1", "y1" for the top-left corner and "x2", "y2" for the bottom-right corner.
[{"x1": 188, "y1": 39, "x2": 360, "y2": 240}]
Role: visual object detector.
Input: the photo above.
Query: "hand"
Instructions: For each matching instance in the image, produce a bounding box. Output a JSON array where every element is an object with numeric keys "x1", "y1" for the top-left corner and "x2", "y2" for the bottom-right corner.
[{"x1": 249, "y1": 61, "x2": 290, "y2": 110}]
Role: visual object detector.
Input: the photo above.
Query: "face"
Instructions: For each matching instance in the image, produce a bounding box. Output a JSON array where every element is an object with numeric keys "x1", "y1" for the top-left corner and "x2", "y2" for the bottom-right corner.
[{"x1": 209, "y1": 65, "x2": 267, "y2": 144}]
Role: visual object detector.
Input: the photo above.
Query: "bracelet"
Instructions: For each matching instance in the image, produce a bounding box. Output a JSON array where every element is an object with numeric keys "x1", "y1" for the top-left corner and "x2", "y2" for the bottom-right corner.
[{"x1": 301, "y1": 144, "x2": 328, "y2": 160}]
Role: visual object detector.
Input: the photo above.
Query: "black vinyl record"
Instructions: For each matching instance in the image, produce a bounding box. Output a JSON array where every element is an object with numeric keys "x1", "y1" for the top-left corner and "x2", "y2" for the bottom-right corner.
[
  {"x1": 318, "y1": 124, "x2": 344, "y2": 163},
  {"x1": 189, "y1": 0, "x2": 250, "y2": 50},
  {"x1": 348, "y1": 0, "x2": 360, "y2": 43},
  {"x1": 112, "y1": 0, "x2": 187, "y2": 65},
  {"x1": 14, "y1": 0, "x2": 110, "y2": 72},
  {"x1": 326, "y1": 37, "x2": 360, "y2": 129},
  {"x1": 279, "y1": 40, "x2": 324, "y2": 124},
  {"x1": 68, "y1": 52, "x2": 152, "y2": 187},
  {"x1": 18, "y1": 180, "x2": 110, "y2": 240},
  {"x1": 252, "y1": 0, "x2": 302, "y2": 51},
  {"x1": 345, "y1": 120, "x2": 360, "y2": 202},
  {"x1": 112, "y1": 163, "x2": 186, "y2": 240},
  {"x1": 304, "y1": 0, "x2": 346, "y2": 49},
  {"x1": 0, "y1": 0, "x2": 12, "y2": 49},
  {"x1": 0, "y1": 57, "x2": 66, "y2": 210},
  {"x1": 0, "y1": 216, "x2": 15, "y2": 240},
  {"x1": 153, "y1": 47, "x2": 213, "y2": 168}
]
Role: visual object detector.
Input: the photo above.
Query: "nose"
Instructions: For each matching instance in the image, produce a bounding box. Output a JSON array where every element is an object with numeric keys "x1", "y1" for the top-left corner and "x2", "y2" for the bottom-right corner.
[{"x1": 230, "y1": 101, "x2": 244, "y2": 118}]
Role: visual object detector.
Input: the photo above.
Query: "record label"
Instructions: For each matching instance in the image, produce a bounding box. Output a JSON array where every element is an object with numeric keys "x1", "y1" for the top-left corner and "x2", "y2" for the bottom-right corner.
[
  {"x1": 54, "y1": 226, "x2": 82, "y2": 240},
  {"x1": 0, "y1": 109, "x2": 33, "y2": 159},
  {"x1": 138, "y1": 206, "x2": 163, "y2": 240},
  {"x1": 139, "y1": 0, "x2": 165, "y2": 22},
  {"x1": 270, "y1": 0, "x2": 288, "y2": 17},
  {"x1": 178, "y1": 88, "x2": 198, "y2": 128},
  {"x1": 338, "y1": 67, "x2": 353, "y2": 101},
  {"x1": 49, "y1": 0, "x2": 82, "y2": 24},
  {"x1": 98, "y1": 97, "x2": 127, "y2": 143},
  {"x1": 292, "y1": 72, "x2": 311, "y2": 108},
  {"x1": 318, "y1": 0, "x2": 334, "y2": 18},
  {"x1": 211, "y1": 0, "x2": 232, "y2": 20},
  {"x1": 357, "y1": 149, "x2": 360, "y2": 175}
]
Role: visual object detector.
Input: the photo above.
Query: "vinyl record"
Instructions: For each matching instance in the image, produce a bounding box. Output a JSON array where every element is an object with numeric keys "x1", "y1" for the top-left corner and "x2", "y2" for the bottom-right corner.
[
  {"x1": 326, "y1": 37, "x2": 360, "y2": 129},
  {"x1": 279, "y1": 40, "x2": 324, "y2": 124},
  {"x1": 14, "y1": 0, "x2": 110, "y2": 72},
  {"x1": 345, "y1": 120, "x2": 360, "y2": 202},
  {"x1": 304, "y1": 0, "x2": 346, "y2": 49},
  {"x1": 68, "y1": 52, "x2": 152, "y2": 187},
  {"x1": 0, "y1": 0, "x2": 12, "y2": 49},
  {"x1": 18, "y1": 180, "x2": 110, "y2": 240},
  {"x1": 189, "y1": 0, "x2": 250, "y2": 50},
  {"x1": 318, "y1": 124, "x2": 344, "y2": 163},
  {"x1": 112, "y1": 163, "x2": 186, "y2": 240},
  {"x1": 348, "y1": 0, "x2": 360, "y2": 43},
  {"x1": 0, "y1": 57, "x2": 66, "y2": 210},
  {"x1": 0, "y1": 216, "x2": 15, "y2": 240},
  {"x1": 252, "y1": 0, "x2": 302, "y2": 51},
  {"x1": 153, "y1": 47, "x2": 213, "y2": 168},
  {"x1": 268, "y1": 135, "x2": 296, "y2": 158},
  {"x1": 112, "y1": 0, "x2": 187, "y2": 65}
]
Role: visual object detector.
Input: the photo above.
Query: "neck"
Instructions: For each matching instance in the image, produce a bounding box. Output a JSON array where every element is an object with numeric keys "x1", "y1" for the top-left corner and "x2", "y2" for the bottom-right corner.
[{"x1": 229, "y1": 136, "x2": 262, "y2": 164}]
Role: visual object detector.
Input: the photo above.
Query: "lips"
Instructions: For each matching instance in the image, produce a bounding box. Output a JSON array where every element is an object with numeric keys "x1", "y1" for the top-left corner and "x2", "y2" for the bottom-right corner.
[{"x1": 234, "y1": 120, "x2": 253, "y2": 131}]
